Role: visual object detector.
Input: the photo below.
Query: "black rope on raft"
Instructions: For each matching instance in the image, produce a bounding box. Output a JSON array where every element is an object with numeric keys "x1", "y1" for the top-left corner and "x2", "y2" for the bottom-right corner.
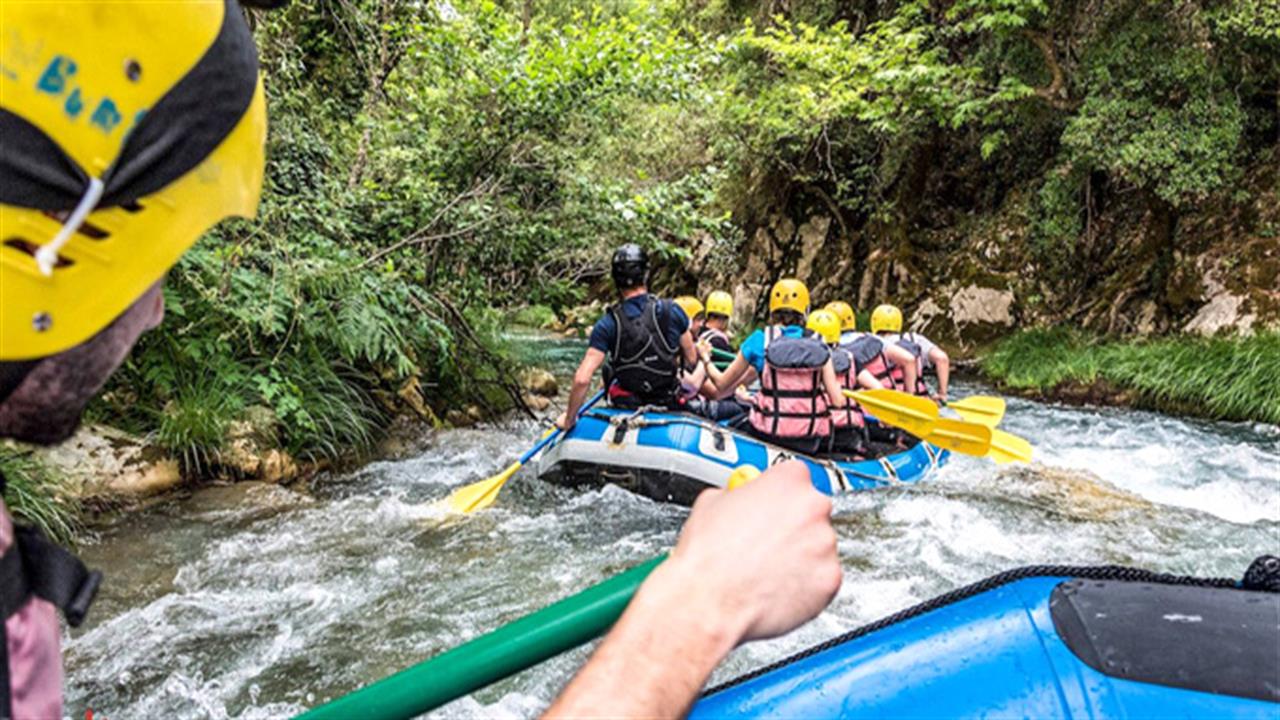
[{"x1": 704, "y1": 556, "x2": 1279, "y2": 696}]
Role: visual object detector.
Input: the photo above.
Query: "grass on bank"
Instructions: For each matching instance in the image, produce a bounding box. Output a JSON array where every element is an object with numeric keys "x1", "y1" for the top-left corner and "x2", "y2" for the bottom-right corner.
[
  {"x1": 982, "y1": 328, "x2": 1280, "y2": 425},
  {"x1": 0, "y1": 448, "x2": 81, "y2": 546}
]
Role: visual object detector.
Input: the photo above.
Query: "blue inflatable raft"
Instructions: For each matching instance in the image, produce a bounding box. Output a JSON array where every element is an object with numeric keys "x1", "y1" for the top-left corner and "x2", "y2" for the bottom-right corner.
[
  {"x1": 535, "y1": 407, "x2": 949, "y2": 505},
  {"x1": 695, "y1": 562, "x2": 1280, "y2": 718}
]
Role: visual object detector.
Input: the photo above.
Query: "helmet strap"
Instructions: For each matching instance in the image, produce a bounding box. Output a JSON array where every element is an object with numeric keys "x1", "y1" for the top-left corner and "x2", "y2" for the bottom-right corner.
[
  {"x1": 0, "y1": 360, "x2": 38, "y2": 405},
  {"x1": 36, "y1": 177, "x2": 104, "y2": 277}
]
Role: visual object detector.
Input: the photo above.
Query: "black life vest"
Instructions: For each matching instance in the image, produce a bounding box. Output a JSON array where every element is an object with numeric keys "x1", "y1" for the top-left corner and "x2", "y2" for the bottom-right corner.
[
  {"x1": 603, "y1": 296, "x2": 680, "y2": 405},
  {"x1": 1, "y1": 474, "x2": 101, "y2": 717}
]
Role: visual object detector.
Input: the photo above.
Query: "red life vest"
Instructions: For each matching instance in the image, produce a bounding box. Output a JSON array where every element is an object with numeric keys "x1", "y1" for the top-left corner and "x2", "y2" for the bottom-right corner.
[
  {"x1": 829, "y1": 347, "x2": 865, "y2": 429},
  {"x1": 750, "y1": 329, "x2": 833, "y2": 439}
]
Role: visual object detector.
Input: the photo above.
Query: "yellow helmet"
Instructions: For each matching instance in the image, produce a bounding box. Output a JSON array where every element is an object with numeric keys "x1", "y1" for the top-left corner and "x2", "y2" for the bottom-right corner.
[
  {"x1": 824, "y1": 301, "x2": 856, "y2": 332},
  {"x1": 705, "y1": 290, "x2": 734, "y2": 318},
  {"x1": 0, "y1": 1, "x2": 267, "y2": 360},
  {"x1": 806, "y1": 309, "x2": 841, "y2": 345},
  {"x1": 673, "y1": 296, "x2": 705, "y2": 322},
  {"x1": 870, "y1": 304, "x2": 904, "y2": 334},
  {"x1": 768, "y1": 278, "x2": 810, "y2": 316}
]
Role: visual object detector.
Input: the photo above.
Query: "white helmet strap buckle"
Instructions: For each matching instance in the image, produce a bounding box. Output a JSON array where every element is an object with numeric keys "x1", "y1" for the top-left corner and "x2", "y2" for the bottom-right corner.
[{"x1": 36, "y1": 177, "x2": 104, "y2": 277}]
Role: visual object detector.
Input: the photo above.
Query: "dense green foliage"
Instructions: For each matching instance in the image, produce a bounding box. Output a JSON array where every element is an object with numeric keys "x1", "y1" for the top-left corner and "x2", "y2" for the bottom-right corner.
[
  {"x1": 984, "y1": 329, "x2": 1280, "y2": 424},
  {"x1": 84, "y1": 0, "x2": 1277, "y2": 476},
  {"x1": 0, "y1": 449, "x2": 80, "y2": 546}
]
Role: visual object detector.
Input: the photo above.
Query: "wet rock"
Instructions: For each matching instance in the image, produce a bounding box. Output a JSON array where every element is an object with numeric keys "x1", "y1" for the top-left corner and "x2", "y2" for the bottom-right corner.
[
  {"x1": 445, "y1": 410, "x2": 473, "y2": 427},
  {"x1": 523, "y1": 393, "x2": 552, "y2": 412},
  {"x1": 950, "y1": 285, "x2": 1014, "y2": 328},
  {"x1": 1184, "y1": 288, "x2": 1255, "y2": 336},
  {"x1": 446, "y1": 405, "x2": 487, "y2": 427},
  {"x1": 522, "y1": 368, "x2": 559, "y2": 397},
  {"x1": 794, "y1": 216, "x2": 832, "y2": 281},
  {"x1": 997, "y1": 465, "x2": 1151, "y2": 522},
  {"x1": 910, "y1": 297, "x2": 947, "y2": 332},
  {"x1": 24, "y1": 424, "x2": 182, "y2": 501},
  {"x1": 259, "y1": 449, "x2": 299, "y2": 484},
  {"x1": 397, "y1": 376, "x2": 439, "y2": 425},
  {"x1": 1134, "y1": 300, "x2": 1160, "y2": 336}
]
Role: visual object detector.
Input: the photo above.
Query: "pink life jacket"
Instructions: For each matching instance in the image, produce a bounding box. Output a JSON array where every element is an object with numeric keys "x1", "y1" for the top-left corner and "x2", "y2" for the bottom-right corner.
[
  {"x1": 890, "y1": 334, "x2": 931, "y2": 396},
  {"x1": 829, "y1": 347, "x2": 865, "y2": 429},
  {"x1": 701, "y1": 325, "x2": 732, "y2": 348},
  {"x1": 750, "y1": 329, "x2": 833, "y2": 439},
  {"x1": 1, "y1": 493, "x2": 101, "y2": 719},
  {"x1": 850, "y1": 335, "x2": 898, "y2": 391}
]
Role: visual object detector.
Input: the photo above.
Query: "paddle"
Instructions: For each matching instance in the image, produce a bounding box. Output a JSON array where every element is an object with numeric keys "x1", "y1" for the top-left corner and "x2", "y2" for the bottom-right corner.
[
  {"x1": 297, "y1": 555, "x2": 668, "y2": 720},
  {"x1": 945, "y1": 396, "x2": 1005, "y2": 428},
  {"x1": 920, "y1": 417, "x2": 991, "y2": 457},
  {"x1": 443, "y1": 388, "x2": 606, "y2": 513},
  {"x1": 299, "y1": 465, "x2": 770, "y2": 720},
  {"x1": 987, "y1": 428, "x2": 1034, "y2": 464},
  {"x1": 845, "y1": 388, "x2": 940, "y2": 438}
]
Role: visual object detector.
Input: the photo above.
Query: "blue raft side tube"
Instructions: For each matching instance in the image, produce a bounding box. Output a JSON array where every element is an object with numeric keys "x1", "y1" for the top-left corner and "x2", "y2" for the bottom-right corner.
[
  {"x1": 552, "y1": 408, "x2": 948, "y2": 495},
  {"x1": 693, "y1": 575, "x2": 1278, "y2": 719}
]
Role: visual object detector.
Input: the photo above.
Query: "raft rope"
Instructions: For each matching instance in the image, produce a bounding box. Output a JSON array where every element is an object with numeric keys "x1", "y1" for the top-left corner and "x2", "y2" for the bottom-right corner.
[{"x1": 705, "y1": 556, "x2": 1279, "y2": 696}]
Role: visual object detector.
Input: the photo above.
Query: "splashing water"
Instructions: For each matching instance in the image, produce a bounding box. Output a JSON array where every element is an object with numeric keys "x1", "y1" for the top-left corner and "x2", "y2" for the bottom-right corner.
[{"x1": 63, "y1": 349, "x2": 1278, "y2": 718}]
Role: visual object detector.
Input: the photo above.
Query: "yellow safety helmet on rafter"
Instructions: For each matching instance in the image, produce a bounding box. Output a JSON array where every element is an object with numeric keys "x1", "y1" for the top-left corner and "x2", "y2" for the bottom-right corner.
[
  {"x1": 1, "y1": 0, "x2": 267, "y2": 360},
  {"x1": 806, "y1": 309, "x2": 841, "y2": 345},
  {"x1": 768, "y1": 278, "x2": 810, "y2": 316},
  {"x1": 870, "y1": 304, "x2": 904, "y2": 334},
  {"x1": 705, "y1": 290, "x2": 733, "y2": 318},
  {"x1": 673, "y1": 296, "x2": 705, "y2": 322},
  {"x1": 823, "y1": 301, "x2": 856, "y2": 332}
]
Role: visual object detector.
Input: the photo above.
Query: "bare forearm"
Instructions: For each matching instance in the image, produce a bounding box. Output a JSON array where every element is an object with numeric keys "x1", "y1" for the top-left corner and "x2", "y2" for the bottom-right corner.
[
  {"x1": 544, "y1": 561, "x2": 738, "y2": 718},
  {"x1": 564, "y1": 375, "x2": 591, "y2": 421},
  {"x1": 935, "y1": 355, "x2": 950, "y2": 396}
]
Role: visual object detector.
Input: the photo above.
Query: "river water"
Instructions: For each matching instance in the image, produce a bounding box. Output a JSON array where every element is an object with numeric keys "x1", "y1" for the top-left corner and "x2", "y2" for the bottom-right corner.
[{"x1": 63, "y1": 337, "x2": 1279, "y2": 719}]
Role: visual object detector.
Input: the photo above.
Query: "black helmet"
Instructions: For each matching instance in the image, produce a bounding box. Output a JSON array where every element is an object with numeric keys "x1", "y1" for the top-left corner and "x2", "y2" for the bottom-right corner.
[{"x1": 611, "y1": 244, "x2": 649, "y2": 288}]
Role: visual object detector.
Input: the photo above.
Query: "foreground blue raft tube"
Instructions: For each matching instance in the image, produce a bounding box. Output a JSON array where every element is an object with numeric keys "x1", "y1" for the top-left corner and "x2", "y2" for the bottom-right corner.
[
  {"x1": 694, "y1": 563, "x2": 1280, "y2": 719},
  {"x1": 535, "y1": 408, "x2": 948, "y2": 505}
]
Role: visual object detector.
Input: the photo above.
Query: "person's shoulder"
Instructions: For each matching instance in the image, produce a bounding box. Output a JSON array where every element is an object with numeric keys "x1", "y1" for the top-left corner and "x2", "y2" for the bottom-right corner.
[{"x1": 588, "y1": 311, "x2": 617, "y2": 351}]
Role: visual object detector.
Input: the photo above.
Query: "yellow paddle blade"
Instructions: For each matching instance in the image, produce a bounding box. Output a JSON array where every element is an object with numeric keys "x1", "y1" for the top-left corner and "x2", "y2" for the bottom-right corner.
[
  {"x1": 921, "y1": 418, "x2": 992, "y2": 457},
  {"x1": 947, "y1": 396, "x2": 1005, "y2": 428},
  {"x1": 444, "y1": 461, "x2": 522, "y2": 513},
  {"x1": 988, "y1": 428, "x2": 1034, "y2": 464},
  {"x1": 848, "y1": 388, "x2": 939, "y2": 438}
]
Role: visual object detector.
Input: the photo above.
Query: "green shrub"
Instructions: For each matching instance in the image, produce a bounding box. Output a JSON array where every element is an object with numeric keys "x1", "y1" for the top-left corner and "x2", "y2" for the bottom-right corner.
[
  {"x1": 510, "y1": 305, "x2": 559, "y2": 329},
  {"x1": 151, "y1": 374, "x2": 246, "y2": 475},
  {"x1": 0, "y1": 448, "x2": 80, "y2": 546},
  {"x1": 983, "y1": 329, "x2": 1280, "y2": 424}
]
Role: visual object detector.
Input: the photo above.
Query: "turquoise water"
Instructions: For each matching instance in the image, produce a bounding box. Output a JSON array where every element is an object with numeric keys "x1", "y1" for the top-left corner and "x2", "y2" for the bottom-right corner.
[{"x1": 63, "y1": 338, "x2": 1279, "y2": 718}]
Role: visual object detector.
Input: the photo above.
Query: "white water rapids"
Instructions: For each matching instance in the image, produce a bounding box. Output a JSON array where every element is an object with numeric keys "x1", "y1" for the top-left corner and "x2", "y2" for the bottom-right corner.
[{"x1": 62, "y1": 342, "x2": 1278, "y2": 718}]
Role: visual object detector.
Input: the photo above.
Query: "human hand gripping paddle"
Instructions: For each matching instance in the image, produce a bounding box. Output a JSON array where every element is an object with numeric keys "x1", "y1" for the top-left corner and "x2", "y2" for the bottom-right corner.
[{"x1": 443, "y1": 388, "x2": 607, "y2": 513}]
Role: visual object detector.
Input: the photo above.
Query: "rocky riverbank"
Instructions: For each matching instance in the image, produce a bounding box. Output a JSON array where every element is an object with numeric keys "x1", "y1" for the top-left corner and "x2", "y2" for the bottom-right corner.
[{"x1": 0, "y1": 366, "x2": 564, "y2": 536}]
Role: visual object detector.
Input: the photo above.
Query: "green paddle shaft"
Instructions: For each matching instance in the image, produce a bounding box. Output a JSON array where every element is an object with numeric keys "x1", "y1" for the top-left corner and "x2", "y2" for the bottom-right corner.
[
  {"x1": 710, "y1": 347, "x2": 736, "y2": 361},
  {"x1": 296, "y1": 555, "x2": 668, "y2": 720}
]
